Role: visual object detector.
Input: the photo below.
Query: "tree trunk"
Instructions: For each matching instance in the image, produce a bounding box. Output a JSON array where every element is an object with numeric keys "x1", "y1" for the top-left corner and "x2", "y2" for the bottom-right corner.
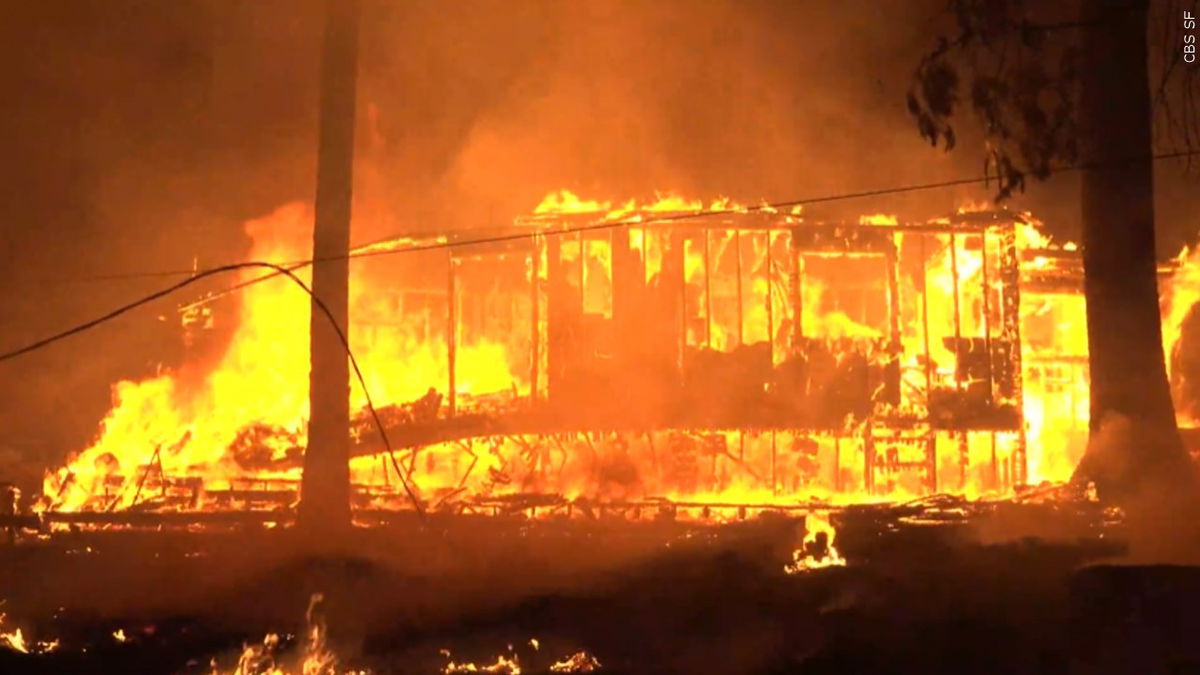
[
  {"x1": 298, "y1": 0, "x2": 359, "y2": 536},
  {"x1": 1073, "y1": 0, "x2": 1195, "y2": 505}
]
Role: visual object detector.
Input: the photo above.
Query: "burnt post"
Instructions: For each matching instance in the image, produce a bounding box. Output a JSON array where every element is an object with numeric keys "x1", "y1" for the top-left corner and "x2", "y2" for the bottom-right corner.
[
  {"x1": 765, "y1": 232, "x2": 774, "y2": 364},
  {"x1": 530, "y1": 235, "x2": 540, "y2": 401},
  {"x1": 996, "y1": 223, "x2": 1026, "y2": 484},
  {"x1": 918, "y1": 234, "x2": 937, "y2": 492},
  {"x1": 299, "y1": 0, "x2": 359, "y2": 535},
  {"x1": 447, "y1": 250, "x2": 458, "y2": 417},
  {"x1": 611, "y1": 225, "x2": 640, "y2": 366},
  {"x1": 735, "y1": 229, "x2": 744, "y2": 347},
  {"x1": 949, "y1": 234, "x2": 968, "y2": 488},
  {"x1": 546, "y1": 234, "x2": 568, "y2": 401},
  {"x1": 704, "y1": 229, "x2": 713, "y2": 348},
  {"x1": 789, "y1": 228, "x2": 805, "y2": 353},
  {"x1": 665, "y1": 230, "x2": 687, "y2": 370}
]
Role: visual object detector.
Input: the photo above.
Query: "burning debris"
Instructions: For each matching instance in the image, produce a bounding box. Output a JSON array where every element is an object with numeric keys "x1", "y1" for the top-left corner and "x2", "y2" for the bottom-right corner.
[
  {"x1": 189, "y1": 594, "x2": 606, "y2": 675},
  {"x1": 440, "y1": 644, "x2": 602, "y2": 675},
  {"x1": 226, "y1": 632, "x2": 290, "y2": 675},
  {"x1": 441, "y1": 654, "x2": 522, "y2": 674},
  {"x1": 785, "y1": 512, "x2": 846, "y2": 573},
  {"x1": 548, "y1": 653, "x2": 601, "y2": 673},
  {"x1": 213, "y1": 594, "x2": 355, "y2": 675},
  {"x1": 0, "y1": 604, "x2": 58, "y2": 655}
]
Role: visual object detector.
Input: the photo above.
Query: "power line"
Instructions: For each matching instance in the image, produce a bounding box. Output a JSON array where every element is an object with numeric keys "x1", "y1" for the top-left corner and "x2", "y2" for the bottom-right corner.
[
  {"x1": 6, "y1": 148, "x2": 1200, "y2": 357},
  {"x1": 24, "y1": 147, "x2": 1200, "y2": 288},
  {"x1": 14, "y1": 262, "x2": 426, "y2": 519},
  {"x1": 174, "y1": 147, "x2": 1200, "y2": 308},
  {"x1": 5, "y1": 147, "x2": 1198, "y2": 358},
  {"x1": 4, "y1": 147, "x2": 1196, "y2": 514}
]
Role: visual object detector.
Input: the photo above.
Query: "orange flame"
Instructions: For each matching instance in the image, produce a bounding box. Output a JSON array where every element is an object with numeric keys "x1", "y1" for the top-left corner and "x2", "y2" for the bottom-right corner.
[{"x1": 38, "y1": 193, "x2": 1200, "y2": 516}]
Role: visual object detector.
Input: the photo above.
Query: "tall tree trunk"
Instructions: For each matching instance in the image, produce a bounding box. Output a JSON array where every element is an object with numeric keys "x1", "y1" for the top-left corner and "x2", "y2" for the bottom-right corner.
[
  {"x1": 1073, "y1": 0, "x2": 1194, "y2": 504},
  {"x1": 298, "y1": 0, "x2": 359, "y2": 536}
]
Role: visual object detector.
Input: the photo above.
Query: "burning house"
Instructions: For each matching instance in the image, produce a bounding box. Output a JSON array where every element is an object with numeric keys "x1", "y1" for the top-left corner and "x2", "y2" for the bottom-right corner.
[
  {"x1": 22, "y1": 193, "x2": 1199, "y2": 526},
  {"x1": 10, "y1": 2, "x2": 1200, "y2": 672}
]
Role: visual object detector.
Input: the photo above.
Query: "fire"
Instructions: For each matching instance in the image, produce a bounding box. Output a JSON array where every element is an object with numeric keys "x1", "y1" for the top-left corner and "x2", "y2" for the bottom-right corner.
[
  {"x1": 549, "y1": 653, "x2": 602, "y2": 673},
  {"x1": 442, "y1": 654, "x2": 522, "y2": 674},
  {"x1": 0, "y1": 609, "x2": 58, "y2": 655},
  {"x1": 1164, "y1": 245, "x2": 1200, "y2": 425},
  {"x1": 217, "y1": 594, "x2": 353, "y2": 675},
  {"x1": 43, "y1": 205, "x2": 314, "y2": 511},
  {"x1": 534, "y1": 190, "x2": 612, "y2": 215},
  {"x1": 32, "y1": 191, "x2": 1200, "y2": 520},
  {"x1": 440, "y1": 645, "x2": 601, "y2": 674},
  {"x1": 785, "y1": 511, "x2": 846, "y2": 573},
  {"x1": 858, "y1": 214, "x2": 898, "y2": 226},
  {"x1": 0, "y1": 617, "x2": 28, "y2": 654},
  {"x1": 532, "y1": 189, "x2": 743, "y2": 222},
  {"x1": 1015, "y1": 217, "x2": 1091, "y2": 483},
  {"x1": 42, "y1": 203, "x2": 524, "y2": 513}
]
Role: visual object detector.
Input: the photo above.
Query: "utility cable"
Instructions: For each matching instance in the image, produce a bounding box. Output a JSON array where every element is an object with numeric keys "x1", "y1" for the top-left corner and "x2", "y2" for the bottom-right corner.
[
  {"x1": 178, "y1": 147, "x2": 1200, "y2": 309},
  {"x1": 22, "y1": 147, "x2": 1200, "y2": 287},
  {"x1": 4, "y1": 147, "x2": 1197, "y2": 518}
]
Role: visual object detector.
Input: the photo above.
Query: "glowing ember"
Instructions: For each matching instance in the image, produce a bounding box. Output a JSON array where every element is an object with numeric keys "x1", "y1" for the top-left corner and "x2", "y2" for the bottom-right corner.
[
  {"x1": 548, "y1": 652, "x2": 602, "y2": 673},
  {"x1": 442, "y1": 654, "x2": 522, "y2": 674}
]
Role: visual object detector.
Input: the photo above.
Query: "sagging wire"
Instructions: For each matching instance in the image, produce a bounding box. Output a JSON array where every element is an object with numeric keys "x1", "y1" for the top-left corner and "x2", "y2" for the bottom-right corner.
[{"x1": 4, "y1": 262, "x2": 426, "y2": 520}]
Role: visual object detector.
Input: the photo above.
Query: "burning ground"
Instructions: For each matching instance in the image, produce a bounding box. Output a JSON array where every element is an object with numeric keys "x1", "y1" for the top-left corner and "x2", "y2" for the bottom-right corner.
[{"x1": 17, "y1": 489, "x2": 1200, "y2": 675}]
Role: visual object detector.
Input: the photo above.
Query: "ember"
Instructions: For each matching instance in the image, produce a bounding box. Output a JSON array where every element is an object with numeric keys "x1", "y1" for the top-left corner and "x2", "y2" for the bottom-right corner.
[
  {"x1": 548, "y1": 653, "x2": 601, "y2": 673},
  {"x1": 440, "y1": 645, "x2": 602, "y2": 675}
]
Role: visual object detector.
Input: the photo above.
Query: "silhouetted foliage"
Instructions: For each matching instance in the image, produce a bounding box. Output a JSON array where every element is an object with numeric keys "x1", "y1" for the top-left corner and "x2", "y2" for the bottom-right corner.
[
  {"x1": 907, "y1": 0, "x2": 1082, "y2": 200},
  {"x1": 911, "y1": 0, "x2": 1200, "y2": 512},
  {"x1": 1151, "y1": 0, "x2": 1200, "y2": 161},
  {"x1": 911, "y1": 0, "x2": 1199, "y2": 199}
]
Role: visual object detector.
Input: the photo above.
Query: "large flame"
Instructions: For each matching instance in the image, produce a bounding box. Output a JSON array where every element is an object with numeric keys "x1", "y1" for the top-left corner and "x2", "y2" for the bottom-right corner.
[
  {"x1": 43, "y1": 203, "x2": 522, "y2": 512},
  {"x1": 37, "y1": 195, "x2": 1200, "y2": 516},
  {"x1": 1164, "y1": 245, "x2": 1200, "y2": 425}
]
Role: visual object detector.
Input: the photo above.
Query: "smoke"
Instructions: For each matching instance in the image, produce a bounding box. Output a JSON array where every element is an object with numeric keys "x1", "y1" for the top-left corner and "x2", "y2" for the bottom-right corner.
[
  {"x1": 1075, "y1": 411, "x2": 1200, "y2": 563},
  {"x1": 1, "y1": 0, "x2": 1197, "y2": 473},
  {"x1": 354, "y1": 0, "x2": 996, "y2": 237}
]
